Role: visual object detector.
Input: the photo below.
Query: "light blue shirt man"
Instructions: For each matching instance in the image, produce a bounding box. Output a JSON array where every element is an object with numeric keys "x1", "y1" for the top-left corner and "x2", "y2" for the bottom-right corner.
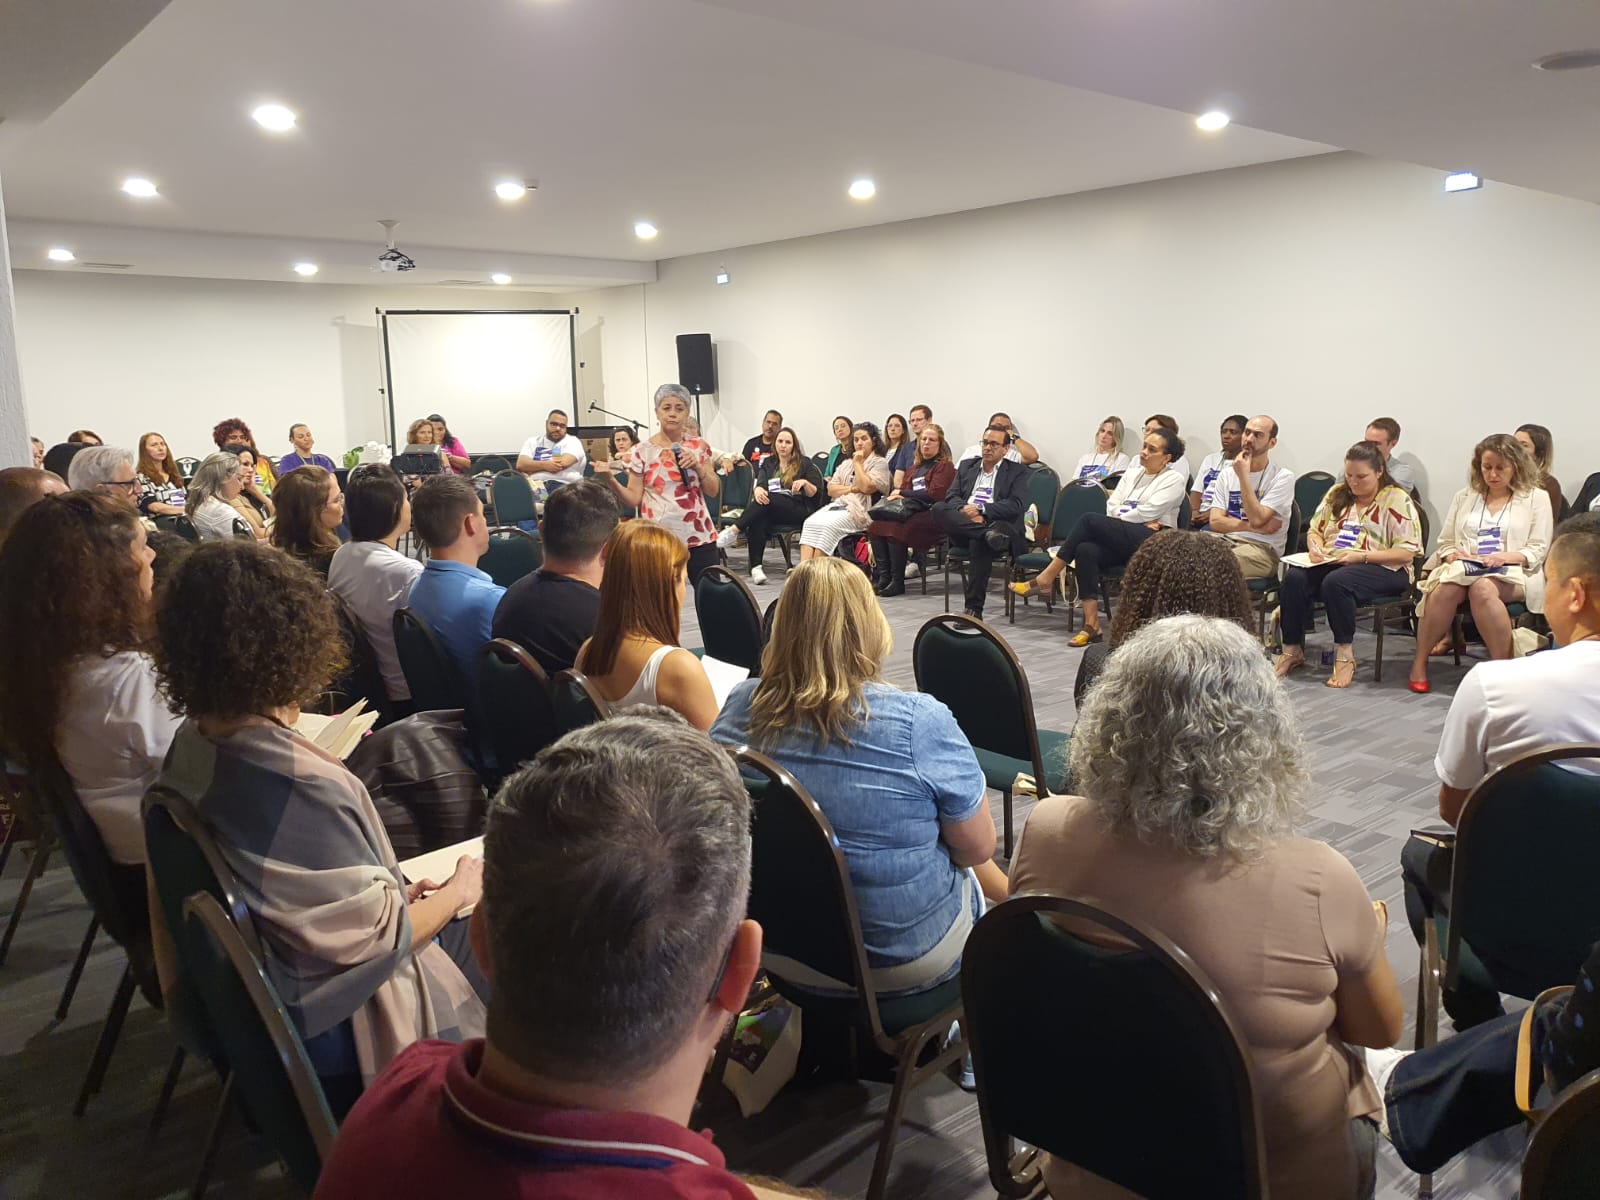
[{"x1": 406, "y1": 558, "x2": 506, "y2": 680}]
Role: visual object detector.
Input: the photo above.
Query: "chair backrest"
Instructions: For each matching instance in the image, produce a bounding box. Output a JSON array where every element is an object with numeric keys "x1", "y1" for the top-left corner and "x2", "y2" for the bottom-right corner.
[
  {"x1": 734, "y1": 747, "x2": 888, "y2": 1041},
  {"x1": 1448, "y1": 745, "x2": 1600, "y2": 1000},
  {"x1": 475, "y1": 640, "x2": 559, "y2": 774},
  {"x1": 550, "y1": 669, "x2": 611, "y2": 735},
  {"x1": 29, "y1": 758, "x2": 152, "y2": 956},
  {"x1": 912, "y1": 614, "x2": 1044, "y2": 782},
  {"x1": 810, "y1": 450, "x2": 831, "y2": 477},
  {"x1": 173, "y1": 515, "x2": 200, "y2": 542},
  {"x1": 175, "y1": 456, "x2": 200, "y2": 480},
  {"x1": 231, "y1": 517, "x2": 255, "y2": 541},
  {"x1": 181, "y1": 893, "x2": 338, "y2": 1193},
  {"x1": 479, "y1": 526, "x2": 543, "y2": 588},
  {"x1": 324, "y1": 591, "x2": 390, "y2": 722},
  {"x1": 1051, "y1": 483, "x2": 1108, "y2": 541},
  {"x1": 719, "y1": 462, "x2": 755, "y2": 514},
  {"x1": 490, "y1": 470, "x2": 537, "y2": 526},
  {"x1": 761, "y1": 596, "x2": 779, "y2": 644},
  {"x1": 142, "y1": 786, "x2": 261, "y2": 961},
  {"x1": 472, "y1": 454, "x2": 511, "y2": 475},
  {"x1": 392, "y1": 608, "x2": 469, "y2": 712},
  {"x1": 962, "y1": 893, "x2": 1267, "y2": 1200},
  {"x1": 1523, "y1": 1066, "x2": 1600, "y2": 1200},
  {"x1": 1293, "y1": 471, "x2": 1335, "y2": 550},
  {"x1": 1175, "y1": 495, "x2": 1191, "y2": 530},
  {"x1": 694, "y1": 566, "x2": 764, "y2": 675},
  {"x1": 1281, "y1": 501, "x2": 1303, "y2": 562},
  {"x1": 1024, "y1": 463, "x2": 1061, "y2": 544}
]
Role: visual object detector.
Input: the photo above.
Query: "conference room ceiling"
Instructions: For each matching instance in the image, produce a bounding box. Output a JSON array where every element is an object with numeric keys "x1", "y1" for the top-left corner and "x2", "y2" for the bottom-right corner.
[
  {"x1": 2, "y1": 0, "x2": 1594, "y2": 286},
  {"x1": 0, "y1": 0, "x2": 1328, "y2": 284}
]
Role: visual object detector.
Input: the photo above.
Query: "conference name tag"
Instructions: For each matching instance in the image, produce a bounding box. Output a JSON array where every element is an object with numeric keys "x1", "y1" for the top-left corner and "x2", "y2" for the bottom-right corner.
[
  {"x1": 768, "y1": 480, "x2": 789, "y2": 496},
  {"x1": 1078, "y1": 464, "x2": 1107, "y2": 481},
  {"x1": 911, "y1": 476, "x2": 928, "y2": 493},
  {"x1": 1332, "y1": 519, "x2": 1363, "y2": 550},
  {"x1": 972, "y1": 485, "x2": 994, "y2": 506},
  {"x1": 533, "y1": 446, "x2": 552, "y2": 461},
  {"x1": 1227, "y1": 487, "x2": 1245, "y2": 520}
]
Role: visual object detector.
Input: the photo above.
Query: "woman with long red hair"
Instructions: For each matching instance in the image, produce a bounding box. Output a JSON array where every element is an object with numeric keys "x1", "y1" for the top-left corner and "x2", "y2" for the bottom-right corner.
[{"x1": 575, "y1": 520, "x2": 717, "y2": 730}]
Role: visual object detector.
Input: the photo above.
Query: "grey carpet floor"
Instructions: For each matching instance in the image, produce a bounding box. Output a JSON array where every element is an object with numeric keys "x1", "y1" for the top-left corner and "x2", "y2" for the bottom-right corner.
[{"x1": 0, "y1": 559, "x2": 1523, "y2": 1199}]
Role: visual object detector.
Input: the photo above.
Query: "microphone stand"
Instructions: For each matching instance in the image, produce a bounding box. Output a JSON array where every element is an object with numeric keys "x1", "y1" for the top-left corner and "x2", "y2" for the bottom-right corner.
[{"x1": 587, "y1": 401, "x2": 644, "y2": 437}]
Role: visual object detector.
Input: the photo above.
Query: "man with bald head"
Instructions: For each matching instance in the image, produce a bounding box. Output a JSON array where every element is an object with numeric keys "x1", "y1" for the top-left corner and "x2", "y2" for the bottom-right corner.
[
  {"x1": 0, "y1": 467, "x2": 68, "y2": 550},
  {"x1": 1202, "y1": 414, "x2": 1295, "y2": 580}
]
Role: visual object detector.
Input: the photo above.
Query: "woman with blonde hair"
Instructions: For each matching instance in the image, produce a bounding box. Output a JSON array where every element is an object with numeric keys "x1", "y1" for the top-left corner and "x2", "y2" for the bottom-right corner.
[
  {"x1": 1070, "y1": 416, "x2": 1131, "y2": 485},
  {"x1": 1011, "y1": 615, "x2": 1402, "y2": 1199},
  {"x1": 1407, "y1": 433, "x2": 1553, "y2": 692},
  {"x1": 712, "y1": 558, "x2": 1006, "y2": 998},
  {"x1": 136, "y1": 431, "x2": 188, "y2": 517},
  {"x1": 575, "y1": 520, "x2": 717, "y2": 730},
  {"x1": 187, "y1": 451, "x2": 263, "y2": 541}
]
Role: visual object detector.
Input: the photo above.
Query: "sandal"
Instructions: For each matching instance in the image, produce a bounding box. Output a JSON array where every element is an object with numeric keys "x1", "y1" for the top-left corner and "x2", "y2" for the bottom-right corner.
[
  {"x1": 1068, "y1": 626, "x2": 1102, "y2": 647},
  {"x1": 1274, "y1": 652, "x2": 1306, "y2": 678},
  {"x1": 1326, "y1": 657, "x2": 1358, "y2": 689},
  {"x1": 1009, "y1": 578, "x2": 1047, "y2": 598}
]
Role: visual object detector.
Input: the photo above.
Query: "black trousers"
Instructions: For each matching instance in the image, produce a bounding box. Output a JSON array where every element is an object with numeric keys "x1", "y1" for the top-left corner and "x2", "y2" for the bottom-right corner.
[
  {"x1": 1281, "y1": 562, "x2": 1407, "y2": 646},
  {"x1": 933, "y1": 508, "x2": 1018, "y2": 615},
  {"x1": 1054, "y1": 514, "x2": 1156, "y2": 601},
  {"x1": 687, "y1": 542, "x2": 719, "y2": 585},
  {"x1": 737, "y1": 494, "x2": 813, "y2": 569}
]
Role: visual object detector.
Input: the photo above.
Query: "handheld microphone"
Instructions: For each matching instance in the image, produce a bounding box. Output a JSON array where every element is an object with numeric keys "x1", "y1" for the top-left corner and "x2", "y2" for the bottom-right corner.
[{"x1": 671, "y1": 441, "x2": 695, "y2": 480}]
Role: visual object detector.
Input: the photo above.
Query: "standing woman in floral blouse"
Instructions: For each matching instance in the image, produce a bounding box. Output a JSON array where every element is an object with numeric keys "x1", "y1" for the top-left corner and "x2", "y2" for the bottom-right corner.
[
  {"x1": 598, "y1": 383, "x2": 722, "y2": 583},
  {"x1": 1276, "y1": 441, "x2": 1422, "y2": 688}
]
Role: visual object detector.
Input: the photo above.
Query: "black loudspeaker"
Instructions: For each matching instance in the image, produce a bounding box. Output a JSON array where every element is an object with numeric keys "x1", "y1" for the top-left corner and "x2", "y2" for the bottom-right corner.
[{"x1": 675, "y1": 333, "x2": 716, "y2": 395}]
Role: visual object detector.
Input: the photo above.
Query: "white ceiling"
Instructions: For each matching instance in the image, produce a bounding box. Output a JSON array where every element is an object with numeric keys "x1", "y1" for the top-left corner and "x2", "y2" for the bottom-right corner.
[
  {"x1": 0, "y1": 0, "x2": 1328, "y2": 284},
  {"x1": 2, "y1": 0, "x2": 1596, "y2": 289}
]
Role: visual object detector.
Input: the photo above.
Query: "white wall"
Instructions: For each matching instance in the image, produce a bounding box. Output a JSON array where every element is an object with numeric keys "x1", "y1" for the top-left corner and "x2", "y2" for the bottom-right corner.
[
  {"x1": 11, "y1": 271, "x2": 570, "y2": 464},
  {"x1": 559, "y1": 152, "x2": 1600, "y2": 527}
]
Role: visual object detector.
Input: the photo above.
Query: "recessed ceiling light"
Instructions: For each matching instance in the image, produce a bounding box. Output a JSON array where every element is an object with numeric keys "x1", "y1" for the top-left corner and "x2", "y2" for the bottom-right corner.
[
  {"x1": 1195, "y1": 111, "x2": 1231, "y2": 132},
  {"x1": 634, "y1": 221, "x2": 658, "y2": 240},
  {"x1": 491, "y1": 272, "x2": 512, "y2": 285},
  {"x1": 495, "y1": 180, "x2": 528, "y2": 201},
  {"x1": 47, "y1": 247, "x2": 76, "y2": 263},
  {"x1": 121, "y1": 176, "x2": 159, "y2": 197},
  {"x1": 1533, "y1": 49, "x2": 1600, "y2": 71},
  {"x1": 848, "y1": 178, "x2": 876, "y2": 200},
  {"x1": 251, "y1": 103, "x2": 297, "y2": 132},
  {"x1": 1444, "y1": 171, "x2": 1483, "y2": 193},
  {"x1": 293, "y1": 261, "x2": 319, "y2": 276}
]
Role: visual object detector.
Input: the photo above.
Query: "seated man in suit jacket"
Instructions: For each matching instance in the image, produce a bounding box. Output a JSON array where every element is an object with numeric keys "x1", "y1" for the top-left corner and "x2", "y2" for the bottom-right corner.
[{"x1": 933, "y1": 425, "x2": 1032, "y2": 620}]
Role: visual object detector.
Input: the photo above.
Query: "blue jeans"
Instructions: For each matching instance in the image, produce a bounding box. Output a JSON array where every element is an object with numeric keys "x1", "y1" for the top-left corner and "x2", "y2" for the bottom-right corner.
[{"x1": 1385, "y1": 1013, "x2": 1523, "y2": 1174}]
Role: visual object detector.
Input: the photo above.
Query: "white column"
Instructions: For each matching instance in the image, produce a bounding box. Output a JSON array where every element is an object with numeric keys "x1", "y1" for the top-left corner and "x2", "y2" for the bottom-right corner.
[{"x1": 0, "y1": 172, "x2": 29, "y2": 468}]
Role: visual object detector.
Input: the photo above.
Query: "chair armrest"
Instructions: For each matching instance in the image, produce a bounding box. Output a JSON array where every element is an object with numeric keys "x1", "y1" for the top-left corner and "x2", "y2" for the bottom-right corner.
[{"x1": 1408, "y1": 826, "x2": 1456, "y2": 848}]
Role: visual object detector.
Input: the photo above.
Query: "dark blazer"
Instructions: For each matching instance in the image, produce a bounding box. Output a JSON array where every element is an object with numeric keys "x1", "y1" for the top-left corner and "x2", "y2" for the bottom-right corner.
[
  {"x1": 935, "y1": 457, "x2": 1031, "y2": 528},
  {"x1": 755, "y1": 456, "x2": 825, "y2": 512}
]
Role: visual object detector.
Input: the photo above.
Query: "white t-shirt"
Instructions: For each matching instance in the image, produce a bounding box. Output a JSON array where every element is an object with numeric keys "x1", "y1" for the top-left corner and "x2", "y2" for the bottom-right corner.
[
  {"x1": 519, "y1": 433, "x2": 587, "y2": 486},
  {"x1": 57, "y1": 651, "x2": 183, "y2": 865},
  {"x1": 1435, "y1": 641, "x2": 1600, "y2": 791},
  {"x1": 1204, "y1": 462, "x2": 1297, "y2": 554},
  {"x1": 1166, "y1": 455, "x2": 1192, "y2": 486},
  {"x1": 328, "y1": 541, "x2": 425, "y2": 702},
  {"x1": 1106, "y1": 468, "x2": 1187, "y2": 529},
  {"x1": 1192, "y1": 452, "x2": 1228, "y2": 499},
  {"x1": 958, "y1": 443, "x2": 1022, "y2": 466},
  {"x1": 192, "y1": 496, "x2": 242, "y2": 541},
  {"x1": 1071, "y1": 452, "x2": 1131, "y2": 484}
]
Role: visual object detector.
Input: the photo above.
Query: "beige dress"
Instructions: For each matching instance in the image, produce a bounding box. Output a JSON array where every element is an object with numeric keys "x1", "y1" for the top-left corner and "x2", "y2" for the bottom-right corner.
[{"x1": 1009, "y1": 796, "x2": 1384, "y2": 1200}]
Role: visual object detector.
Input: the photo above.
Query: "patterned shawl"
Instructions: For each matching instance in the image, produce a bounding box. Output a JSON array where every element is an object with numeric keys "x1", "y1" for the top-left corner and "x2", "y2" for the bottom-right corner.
[{"x1": 160, "y1": 720, "x2": 484, "y2": 1082}]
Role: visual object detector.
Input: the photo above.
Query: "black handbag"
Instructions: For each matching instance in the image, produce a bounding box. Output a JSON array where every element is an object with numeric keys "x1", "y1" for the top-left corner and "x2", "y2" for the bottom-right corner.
[{"x1": 868, "y1": 497, "x2": 911, "y2": 521}]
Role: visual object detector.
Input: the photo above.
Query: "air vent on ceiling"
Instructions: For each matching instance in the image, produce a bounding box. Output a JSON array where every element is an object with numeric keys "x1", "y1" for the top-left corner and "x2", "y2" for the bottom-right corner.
[{"x1": 80, "y1": 261, "x2": 132, "y2": 270}]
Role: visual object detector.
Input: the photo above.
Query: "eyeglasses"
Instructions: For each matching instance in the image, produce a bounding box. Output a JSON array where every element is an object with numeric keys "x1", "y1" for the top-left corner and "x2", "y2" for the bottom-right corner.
[
  {"x1": 99, "y1": 478, "x2": 140, "y2": 492},
  {"x1": 981, "y1": 440, "x2": 1005, "y2": 449}
]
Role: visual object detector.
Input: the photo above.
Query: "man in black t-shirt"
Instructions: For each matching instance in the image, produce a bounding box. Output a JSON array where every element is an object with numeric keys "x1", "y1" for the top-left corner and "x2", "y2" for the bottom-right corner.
[
  {"x1": 491, "y1": 480, "x2": 619, "y2": 675},
  {"x1": 733, "y1": 409, "x2": 783, "y2": 471}
]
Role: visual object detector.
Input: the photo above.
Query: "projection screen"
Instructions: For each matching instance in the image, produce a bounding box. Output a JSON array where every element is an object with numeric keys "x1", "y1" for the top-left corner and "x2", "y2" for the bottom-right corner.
[{"x1": 381, "y1": 309, "x2": 576, "y2": 454}]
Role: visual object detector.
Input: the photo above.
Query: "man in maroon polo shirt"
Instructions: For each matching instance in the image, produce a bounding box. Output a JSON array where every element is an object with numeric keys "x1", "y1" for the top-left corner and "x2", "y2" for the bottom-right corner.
[{"x1": 314, "y1": 710, "x2": 788, "y2": 1199}]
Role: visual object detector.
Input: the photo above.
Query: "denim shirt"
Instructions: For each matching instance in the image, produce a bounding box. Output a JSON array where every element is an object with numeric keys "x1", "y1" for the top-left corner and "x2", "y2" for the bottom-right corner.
[{"x1": 712, "y1": 681, "x2": 985, "y2": 969}]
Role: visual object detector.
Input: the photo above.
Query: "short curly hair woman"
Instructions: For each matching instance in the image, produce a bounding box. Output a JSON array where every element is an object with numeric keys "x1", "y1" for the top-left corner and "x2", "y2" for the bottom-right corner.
[
  {"x1": 1010, "y1": 614, "x2": 1403, "y2": 1200},
  {"x1": 150, "y1": 540, "x2": 485, "y2": 1111},
  {"x1": 1071, "y1": 528, "x2": 1252, "y2": 706}
]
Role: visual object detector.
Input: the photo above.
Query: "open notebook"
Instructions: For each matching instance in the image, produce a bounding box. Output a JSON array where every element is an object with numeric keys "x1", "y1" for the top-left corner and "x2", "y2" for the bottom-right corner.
[
  {"x1": 292, "y1": 701, "x2": 380, "y2": 761},
  {"x1": 398, "y1": 836, "x2": 483, "y2": 919}
]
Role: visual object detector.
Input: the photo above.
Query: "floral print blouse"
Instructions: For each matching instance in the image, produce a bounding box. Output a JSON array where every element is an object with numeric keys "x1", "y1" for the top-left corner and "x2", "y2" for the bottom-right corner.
[
  {"x1": 1306, "y1": 484, "x2": 1423, "y2": 578},
  {"x1": 623, "y1": 436, "x2": 717, "y2": 548}
]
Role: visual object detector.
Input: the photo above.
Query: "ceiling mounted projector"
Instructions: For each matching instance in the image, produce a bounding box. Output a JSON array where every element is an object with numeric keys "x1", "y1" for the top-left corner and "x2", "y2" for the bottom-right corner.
[{"x1": 376, "y1": 219, "x2": 416, "y2": 272}]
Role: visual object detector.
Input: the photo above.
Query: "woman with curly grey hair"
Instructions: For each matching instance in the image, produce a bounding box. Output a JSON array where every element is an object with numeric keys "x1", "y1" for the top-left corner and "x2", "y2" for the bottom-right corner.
[{"x1": 1010, "y1": 614, "x2": 1403, "y2": 1200}]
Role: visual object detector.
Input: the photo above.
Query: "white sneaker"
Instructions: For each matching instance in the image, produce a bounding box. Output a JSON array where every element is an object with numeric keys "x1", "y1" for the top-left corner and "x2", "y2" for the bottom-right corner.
[
  {"x1": 750, "y1": 565, "x2": 767, "y2": 585},
  {"x1": 715, "y1": 525, "x2": 739, "y2": 549}
]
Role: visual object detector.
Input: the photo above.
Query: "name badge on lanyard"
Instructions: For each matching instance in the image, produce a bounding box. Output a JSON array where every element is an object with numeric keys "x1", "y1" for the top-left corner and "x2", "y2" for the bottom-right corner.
[
  {"x1": 768, "y1": 479, "x2": 788, "y2": 496},
  {"x1": 534, "y1": 445, "x2": 552, "y2": 461},
  {"x1": 1226, "y1": 485, "x2": 1245, "y2": 520},
  {"x1": 1078, "y1": 463, "x2": 1106, "y2": 481},
  {"x1": 1476, "y1": 525, "x2": 1503, "y2": 557},
  {"x1": 1332, "y1": 518, "x2": 1363, "y2": 550},
  {"x1": 972, "y1": 482, "x2": 994, "y2": 506},
  {"x1": 911, "y1": 474, "x2": 928, "y2": 493}
]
